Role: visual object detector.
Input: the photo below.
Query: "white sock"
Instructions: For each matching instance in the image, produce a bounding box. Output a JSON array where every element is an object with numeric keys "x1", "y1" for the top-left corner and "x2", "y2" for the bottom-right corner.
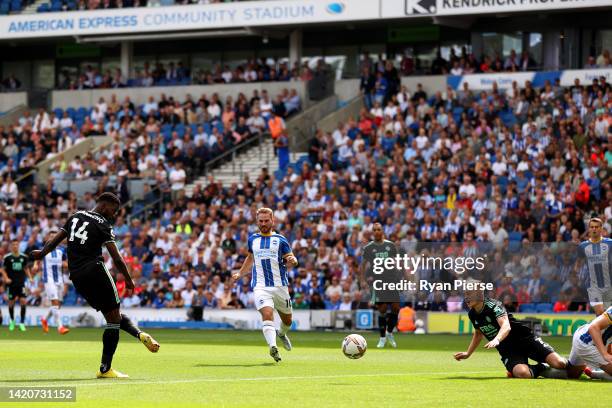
[
  {"x1": 51, "y1": 306, "x2": 61, "y2": 327},
  {"x1": 589, "y1": 369, "x2": 612, "y2": 381},
  {"x1": 279, "y1": 321, "x2": 291, "y2": 336},
  {"x1": 262, "y1": 320, "x2": 277, "y2": 348}
]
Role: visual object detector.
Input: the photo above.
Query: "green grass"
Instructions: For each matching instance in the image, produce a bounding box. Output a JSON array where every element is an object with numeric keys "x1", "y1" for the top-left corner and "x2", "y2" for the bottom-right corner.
[{"x1": 0, "y1": 328, "x2": 608, "y2": 407}]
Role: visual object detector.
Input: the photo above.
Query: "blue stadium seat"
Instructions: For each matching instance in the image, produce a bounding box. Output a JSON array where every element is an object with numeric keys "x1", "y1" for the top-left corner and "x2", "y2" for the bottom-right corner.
[
  {"x1": 10, "y1": 0, "x2": 22, "y2": 11},
  {"x1": 508, "y1": 231, "x2": 523, "y2": 242},
  {"x1": 174, "y1": 124, "x2": 186, "y2": 137},
  {"x1": 53, "y1": 108, "x2": 63, "y2": 118},
  {"x1": 0, "y1": 4, "x2": 8, "y2": 14},
  {"x1": 37, "y1": 3, "x2": 50, "y2": 11},
  {"x1": 536, "y1": 303, "x2": 553, "y2": 313},
  {"x1": 519, "y1": 303, "x2": 536, "y2": 313},
  {"x1": 203, "y1": 122, "x2": 212, "y2": 134},
  {"x1": 142, "y1": 263, "x2": 153, "y2": 278}
]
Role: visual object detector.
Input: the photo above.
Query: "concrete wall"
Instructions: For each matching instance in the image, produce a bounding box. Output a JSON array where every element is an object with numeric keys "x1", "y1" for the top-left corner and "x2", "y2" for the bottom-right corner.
[
  {"x1": 0, "y1": 104, "x2": 27, "y2": 127},
  {"x1": 0, "y1": 92, "x2": 27, "y2": 113},
  {"x1": 287, "y1": 95, "x2": 338, "y2": 153},
  {"x1": 335, "y1": 79, "x2": 360, "y2": 104},
  {"x1": 51, "y1": 81, "x2": 308, "y2": 110},
  {"x1": 316, "y1": 96, "x2": 363, "y2": 135},
  {"x1": 401, "y1": 75, "x2": 446, "y2": 95},
  {"x1": 335, "y1": 76, "x2": 445, "y2": 106},
  {"x1": 35, "y1": 135, "x2": 113, "y2": 184}
]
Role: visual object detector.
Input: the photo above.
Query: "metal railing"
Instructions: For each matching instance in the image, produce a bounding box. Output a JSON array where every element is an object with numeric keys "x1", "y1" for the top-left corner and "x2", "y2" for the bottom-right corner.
[{"x1": 202, "y1": 132, "x2": 271, "y2": 178}]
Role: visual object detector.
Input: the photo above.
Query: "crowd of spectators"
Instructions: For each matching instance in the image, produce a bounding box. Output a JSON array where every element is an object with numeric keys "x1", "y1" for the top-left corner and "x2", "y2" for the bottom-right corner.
[
  {"x1": 1, "y1": 74, "x2": 21, "y2": 91},
  {"x1": 584, "y1": 49, "x2": 612, "y2": 69},
  {"x1": 0, "y1": 86, "x2": 300, "y2": 219},
  {"x1": 58, "y1": 58, "x2": 316, "y2": 90},
  {"x1": 49, "y1": 0, "x2": 246, "y2": 13},
  {"x1": 0, "y1": 72, "x2": 610, "y2": 316}
]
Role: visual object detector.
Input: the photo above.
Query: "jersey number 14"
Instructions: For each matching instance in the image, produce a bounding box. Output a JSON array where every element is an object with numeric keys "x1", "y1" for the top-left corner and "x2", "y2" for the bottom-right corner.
[{"x1": 69, "y1": 218, "x2": 90, "y2": 244}]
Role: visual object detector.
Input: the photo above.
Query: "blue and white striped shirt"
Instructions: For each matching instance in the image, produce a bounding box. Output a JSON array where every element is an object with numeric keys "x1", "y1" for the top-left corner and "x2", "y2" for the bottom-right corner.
[
  {"x1": 578, "y1": 238, "x2": 612, "y2": 289},
  {"x1": 248, "y1": 232, "x2": 292, "y2": 288},
  {"x1": 42, "y1": 248, "x2": 65, "y2": 284}
]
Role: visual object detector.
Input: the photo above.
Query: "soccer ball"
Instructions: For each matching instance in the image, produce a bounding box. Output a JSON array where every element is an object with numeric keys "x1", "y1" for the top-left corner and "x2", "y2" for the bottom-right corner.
[{"x1": 342, "y1": 334, "x2": 367, "y2": 359}]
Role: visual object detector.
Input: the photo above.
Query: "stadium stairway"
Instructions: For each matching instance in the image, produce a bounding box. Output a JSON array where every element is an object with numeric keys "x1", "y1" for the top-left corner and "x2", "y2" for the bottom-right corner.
[
  {"x1": 184, "y1": 137, "x2": 282, "y2": 193},
  {"x1": 23, "y1": 0, "x2": 45, "y2": 13}
]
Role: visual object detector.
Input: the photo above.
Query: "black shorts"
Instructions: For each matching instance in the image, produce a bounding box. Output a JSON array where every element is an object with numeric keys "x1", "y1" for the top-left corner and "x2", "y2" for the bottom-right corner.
[
  {"x1": 499, "y1": 336, "x2": 555, "y2": 372},
  {"x1": 70, "y1": 261, "x2": 120, "y2": 314},
  {"x1": 7, "y1": 284, "x2": 26, "y2": 300}
]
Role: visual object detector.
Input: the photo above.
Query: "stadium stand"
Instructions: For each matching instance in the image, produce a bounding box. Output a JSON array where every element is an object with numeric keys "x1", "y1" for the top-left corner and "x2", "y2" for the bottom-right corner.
[{"x1": 0, "y1": 66, "x2": 610, "y2": 313}]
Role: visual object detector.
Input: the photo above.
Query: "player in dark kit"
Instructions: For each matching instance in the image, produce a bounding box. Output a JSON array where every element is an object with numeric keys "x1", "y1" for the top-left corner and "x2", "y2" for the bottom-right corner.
[
  {"x1": 360, "y1": 223, "x2": 401, "y2": 349},
  {"x1": 1, "y1": 240, "x2": 31, "y2": 331},
  {"x1": 30, "y1": 193, "x2": 160, "y2": 378},
  {"x1": 454, "y1": 288, "x2": 569, "y2": 378}
]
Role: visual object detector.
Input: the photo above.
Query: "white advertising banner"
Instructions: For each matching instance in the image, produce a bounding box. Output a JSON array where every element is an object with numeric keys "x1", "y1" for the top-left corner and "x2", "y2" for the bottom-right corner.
[
  {"x1": 452, "y1": 71, "x2": 535, "y2": 90},
  {"x1": 2, "y1": 307, "x2": 313, "y2": 330},
  {"x1": 558, "y1": 68, "x2": 612, "y2": 87},
  {"x1": 382, "y1": 0, "x2": 612, "y2": 18},
  {"x1": 0, "y1": 0, "x2": 378, "y2": 40}
]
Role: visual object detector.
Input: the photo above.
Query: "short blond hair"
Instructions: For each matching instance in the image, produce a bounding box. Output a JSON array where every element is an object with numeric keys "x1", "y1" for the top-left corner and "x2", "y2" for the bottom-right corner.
[
  {"x1": 589, "y1": 217, "x2": 603, "y2": 227},
  {"x1": 256, "y1": 207, "x2": 274, "y2": 218}
]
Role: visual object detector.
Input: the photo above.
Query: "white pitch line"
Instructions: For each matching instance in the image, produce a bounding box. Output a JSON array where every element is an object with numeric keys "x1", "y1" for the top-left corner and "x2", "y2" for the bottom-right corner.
[{"x1": 0, "y1": 370, "x2": 501, "y2": 388}]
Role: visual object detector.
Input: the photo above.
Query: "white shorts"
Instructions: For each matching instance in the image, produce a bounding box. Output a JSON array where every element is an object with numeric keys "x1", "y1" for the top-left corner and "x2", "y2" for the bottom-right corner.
[
  {"x1": 45, "y1": 282, "x2": 64, "y2": 302},
  {"x1": 569, "y1": 324, "x2": 608, "y2": 368},
  {"x1": 587, "y1": 287, "x2": 612, "y2": 307},
  {"x1": 253, "y1": 286, "x2": 292, "y2": 315}
]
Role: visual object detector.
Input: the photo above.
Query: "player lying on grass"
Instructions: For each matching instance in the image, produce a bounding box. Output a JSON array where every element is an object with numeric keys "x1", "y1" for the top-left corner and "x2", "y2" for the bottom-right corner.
[
  {"x1": 567, "y1": 306, "x2": 612, "y2": 380},
  {"x1": 232, "y1": 207, "x2": 298, "y2": 362},
  {"x1": 454, "y1": 288, "x2": 568, "y2": 379},
  {"x1": 30, "y1": 193, "x2": 160, "y2": 378}
]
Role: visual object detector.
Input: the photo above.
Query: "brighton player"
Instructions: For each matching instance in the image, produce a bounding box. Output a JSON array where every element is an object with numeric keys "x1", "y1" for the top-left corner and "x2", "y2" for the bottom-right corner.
[
  {"x1": 39, "y1": 230, "x2": 70, "y2": 335},
  {"x1": 576, "y1": 218, "x2": 612, "y2": 316},
  {"x1": 567, "y1": 306, "x2": 612, "y2": 381},
  {"x1": 360, "y1": 223, "x2": 401, "y2": 348},
  {"x1": 232, "y1": 208, "x2": 298, "y2": 362}
]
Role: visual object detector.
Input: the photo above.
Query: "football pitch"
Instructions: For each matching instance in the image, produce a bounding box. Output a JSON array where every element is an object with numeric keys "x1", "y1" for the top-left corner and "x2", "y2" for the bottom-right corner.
[{"x1": 0, "y1": 329, "x2": 608, "y2": 407}]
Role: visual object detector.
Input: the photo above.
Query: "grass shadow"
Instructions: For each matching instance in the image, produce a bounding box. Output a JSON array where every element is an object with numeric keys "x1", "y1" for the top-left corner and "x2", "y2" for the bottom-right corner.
[
  {"x1": 194, "y1": 363, "x2": 276, "y2": 368},
  {"x1": 0, "y1": 378, "x2": 95, "y2": 383}
]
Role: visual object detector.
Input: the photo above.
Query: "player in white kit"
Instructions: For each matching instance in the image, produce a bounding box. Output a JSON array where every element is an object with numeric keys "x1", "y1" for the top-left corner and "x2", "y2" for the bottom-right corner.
[
  {"x1": 232, "y1": 208, "x2": 298, "y2": 362},
  {"x1": 576, "y1": 218, "x2": 612, "y2": 316},
  {"x1": 567, "y1": 306, "x2": 612, "y2": 380},
  {"x1": 39, "y1": 231, "x2": 70, "y2": 335}
]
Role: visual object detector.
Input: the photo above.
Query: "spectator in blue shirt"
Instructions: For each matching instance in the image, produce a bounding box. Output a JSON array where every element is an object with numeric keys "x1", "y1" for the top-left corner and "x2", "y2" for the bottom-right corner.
[{"x1": 374, "y1": 71, "x2": 388, "y2": 105}]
